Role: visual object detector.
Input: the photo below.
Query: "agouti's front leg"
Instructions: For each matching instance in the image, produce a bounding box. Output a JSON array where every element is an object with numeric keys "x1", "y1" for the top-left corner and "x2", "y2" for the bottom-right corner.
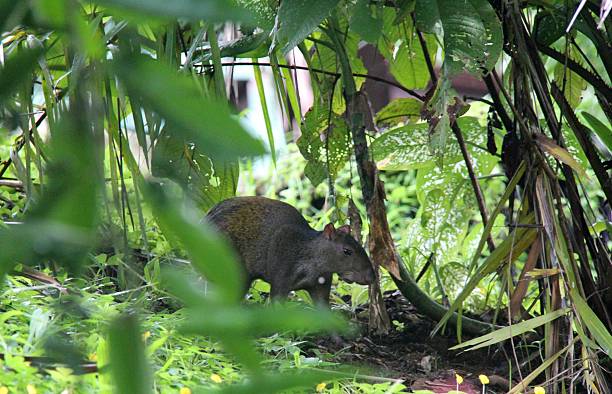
[
  {"x1": 269, "y1": 282, "x2": 290, "y2": 302},
  {"x1": 307, "y1": 276, "x2": 332, "y2": 308}
]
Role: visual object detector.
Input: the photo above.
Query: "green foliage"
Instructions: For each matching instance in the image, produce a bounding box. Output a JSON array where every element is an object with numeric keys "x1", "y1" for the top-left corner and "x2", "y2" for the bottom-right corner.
[
  {"x1": 274, "y1": 0, "x2": 340, "y2": 54},
  {"x1": 0, "y1": 0, "x2": 610, "y2": 392},
  {"x1": 415, "y1": 0, "x2": 502, "y2": 75}
]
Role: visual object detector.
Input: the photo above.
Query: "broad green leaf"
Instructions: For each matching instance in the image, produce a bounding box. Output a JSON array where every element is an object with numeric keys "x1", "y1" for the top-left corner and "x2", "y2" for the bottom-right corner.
[
  {"x1": 415, "y1": 0, "x2": 502, "y2": 74},
  {"x1": 114, "y1": 55, "x2": 266, "y2": 160},
  {"x1": 237, "y1": 0, "x2": 276, "y2": 31},
  {"x1": 95, "y1": 0, "x2": 252, "y2": 22},
  {"x1": 450, "y1": 308, "x2": 569, "y2": 351},
  {"x1": 350, "y1": 0, "x2": 382, "y2": 43},
  {"x1": 0, "y1": 47, "x2": 44, "y2": 106},
  {"x1": 374, "y1": 98, "x2": 422, "y2": 127},
  {"x1": 571, "y1": 289, "x2": 612, "y2": 358},
  {"x1": 376, "y1": 9, "x2": 435, "y2": 90},
  {"x1": 297, "y1": 101, "x2": 351, "y2": 186},
  {"x1": 275, "y1": 0, "x2": 340, "y2": 54},
  {"x1": 581, "y1": 112, "x2": 612, "y2": 151},
  {"x1": 372, "y1": 116, "x2": 487, "y2": 171},
  {"x1": 180, "y1": 302, "x2": 346, "y2": 338},
  {"x1": 108, "y1": 315, "x2": 152, "y2": 394}
]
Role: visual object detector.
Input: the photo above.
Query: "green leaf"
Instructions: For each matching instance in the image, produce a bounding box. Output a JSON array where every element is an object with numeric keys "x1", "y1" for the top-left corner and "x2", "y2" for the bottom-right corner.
[
  {"x1": 571, "y1": 290, "x2": 612, "y2": 358},
  {"x1": 534, "y1": 133, "x2": 588, "y2": 179},
  {"x1": 374, "y1": 98, "x2": 422, "y2": 127},
  {"x1": 415, "y1": 0, "x2": 502, "y2": 74},
  {"x1": 581, "y1": 112, "x2": 612, "y2": 151},
  {"x1": 553, "y1": 50, "x2": 587, "y2": 108},
  {"x1": 350, "y1": 0, "x2": 382, "y2": 43},
  {"x1": 297, "y1": 101, "x2": 351, "y2": 186},
  {"x1": 253, "y1": 61, "x2": 276, "y2": 164},
  {"x1": 236, "y1": 0, "x2": 276, "y2": 31},
  {"x1": 376, "y1": 9, "x2": 435, "y2": 90},
  {"x1": 372, "y1": 116, "x2": 487, "y2": 170},
  {"x1": 114, "y1": 55, "x2": 265, "y2": 160},
  {"x1": 108, "y1": 315, "x2": 152, "y2": 394},
  {"x1": 0, "y1": 47, "x2": 44, "y2": 107},
  {"x1": 95, "y1": 0, "x2": 252, "y2": 22},
  {"x1": 275, "y1": 0, "x2": 340, "y2": 54},
  {"x1": 450, "y1": 308, "x2": 569, "y2": 351}
]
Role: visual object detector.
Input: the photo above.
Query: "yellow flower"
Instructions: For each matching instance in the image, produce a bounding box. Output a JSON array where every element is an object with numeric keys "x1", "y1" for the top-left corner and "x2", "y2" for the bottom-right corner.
[
  {"x1": 479, "y1": 374, "x2": 489, "y2": 385},
  {"x1": 210, "y1": 374, "x2": 222, "y2": 383},
  {"x1": 142, "y1": 331, "x2": 151, "y2": 341},
  {"x1": 455, "y1": 374, "x2": 464, "y2": 385},
  {"x1": 534, "y1": 387, "x2": 545, "y2": 394},
  {"x1": 179, "y1": 388, "x2": 191, "y2": 394},
  {"x1": 316, "y1": 382, "x2": 327, "y2": 392},
  {"x1": 26, "y1": 385, "x2": 37, "y2": 394},
  {"x1": 0, "y1": 386, "x2": 8, "y2": 394},
  {"x1": 88, "y1": 353, "x2": 97, "y2": 361}
]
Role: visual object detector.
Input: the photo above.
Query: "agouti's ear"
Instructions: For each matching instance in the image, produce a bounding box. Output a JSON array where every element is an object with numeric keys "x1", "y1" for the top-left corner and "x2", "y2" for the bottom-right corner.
[
  {"x1": 337, "y1": 225, "x2": 351, "y2": 235},
  {"x1": 323, "y1": 223, "x2": 335, "y2": 240}
]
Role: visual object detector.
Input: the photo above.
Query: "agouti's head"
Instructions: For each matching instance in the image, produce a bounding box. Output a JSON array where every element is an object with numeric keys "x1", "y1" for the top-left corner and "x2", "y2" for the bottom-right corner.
[{"x1": 321, "y1": 223, "x2": 375, "y2": 285}]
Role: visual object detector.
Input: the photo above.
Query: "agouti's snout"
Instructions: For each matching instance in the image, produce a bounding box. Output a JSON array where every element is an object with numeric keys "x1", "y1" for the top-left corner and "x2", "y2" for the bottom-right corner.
[{"x1": 339, "y1": 268, "x2": 375, "y2": 285}]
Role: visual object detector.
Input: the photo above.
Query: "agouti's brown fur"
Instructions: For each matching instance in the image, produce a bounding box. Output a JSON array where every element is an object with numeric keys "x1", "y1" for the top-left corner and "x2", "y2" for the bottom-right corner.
[{"x1": 206, "y1": 196, "x2": 374, "y2": 305}]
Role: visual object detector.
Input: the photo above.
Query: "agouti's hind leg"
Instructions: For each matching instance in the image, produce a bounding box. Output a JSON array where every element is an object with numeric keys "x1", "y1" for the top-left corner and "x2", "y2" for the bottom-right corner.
[{"x1": 269, "y1": 282, "x2": 289, "y2": 302}]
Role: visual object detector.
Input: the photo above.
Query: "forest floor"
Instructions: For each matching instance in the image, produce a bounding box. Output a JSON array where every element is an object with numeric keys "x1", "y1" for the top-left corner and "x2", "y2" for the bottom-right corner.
[{"x1": 308, "y1": 292, "x2": 514, "y2": 394}]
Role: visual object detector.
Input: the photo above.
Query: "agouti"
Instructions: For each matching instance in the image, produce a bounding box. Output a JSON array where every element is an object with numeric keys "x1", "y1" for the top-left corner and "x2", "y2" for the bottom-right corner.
[{"x1": 206, "y1": 196, "x2": 374, "y2": 305}]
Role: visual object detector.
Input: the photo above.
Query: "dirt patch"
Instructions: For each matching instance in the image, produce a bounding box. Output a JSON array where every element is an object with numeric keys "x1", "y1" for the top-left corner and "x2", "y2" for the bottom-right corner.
[{"x1": 306, "y1": 291, "x2": 513, "y2": 393}]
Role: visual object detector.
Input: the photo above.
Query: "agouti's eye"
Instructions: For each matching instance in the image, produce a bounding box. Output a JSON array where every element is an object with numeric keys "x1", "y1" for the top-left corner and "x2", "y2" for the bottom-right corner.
[{"x1": 343, "y1": 248, "x2": 352, "y2": 256}]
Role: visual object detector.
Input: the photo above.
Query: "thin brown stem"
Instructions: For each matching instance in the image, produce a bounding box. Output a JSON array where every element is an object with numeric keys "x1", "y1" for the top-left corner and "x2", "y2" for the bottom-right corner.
[{"x1": 199, "y1": 61, "x2": 425, "y2": 101}]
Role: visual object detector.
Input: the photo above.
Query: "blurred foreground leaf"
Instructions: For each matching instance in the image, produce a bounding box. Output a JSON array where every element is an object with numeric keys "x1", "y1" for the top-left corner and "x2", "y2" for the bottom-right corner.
[
  {"x1": 108, "y1": 314, "x2": 152, "y2": 394},
  {"x1": 114, "y1": 55, "x2": 266, "y2": 160}
]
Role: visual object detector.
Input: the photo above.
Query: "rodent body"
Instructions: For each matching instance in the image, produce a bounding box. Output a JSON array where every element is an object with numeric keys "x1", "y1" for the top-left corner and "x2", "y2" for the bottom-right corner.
[{"x1": 206, "y1": 196, "x2": 374, "y2": 305}]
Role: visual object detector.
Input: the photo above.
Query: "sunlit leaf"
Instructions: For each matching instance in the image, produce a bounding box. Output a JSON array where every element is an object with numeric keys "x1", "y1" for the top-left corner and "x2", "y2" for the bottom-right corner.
[
  {"x1": 534, "y1": 133, "x2": 588, "y2": 179},
  {"x1": 374, "y1": 98, "x2": 422, "y2": 127},
  {"x1": 450, "y1": 308, "x2": 569, "y2": 351}
]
